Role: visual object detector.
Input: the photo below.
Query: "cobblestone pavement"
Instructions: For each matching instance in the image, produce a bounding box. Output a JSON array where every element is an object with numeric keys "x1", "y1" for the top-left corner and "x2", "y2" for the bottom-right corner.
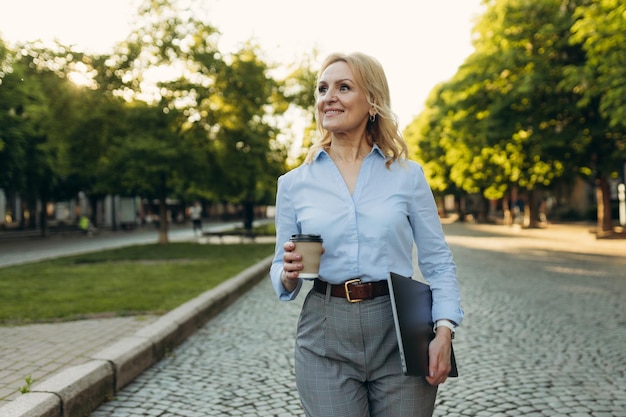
[{"x1": 90, "y1": 223, "x2": 626, "y2": 417}]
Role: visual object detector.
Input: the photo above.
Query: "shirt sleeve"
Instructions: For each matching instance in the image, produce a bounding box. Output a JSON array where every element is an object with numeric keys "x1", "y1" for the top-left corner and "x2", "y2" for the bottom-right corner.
[
  {"x1": 270, "y1": 173, "x2": 304, "y2": 301},
  {"x1": 409, "y1": 163, "x2": 464, "y2": 326}
]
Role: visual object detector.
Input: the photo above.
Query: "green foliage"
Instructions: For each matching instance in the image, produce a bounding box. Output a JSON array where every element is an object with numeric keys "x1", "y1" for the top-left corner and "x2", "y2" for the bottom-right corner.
[
  {"x1": 570, "y1": 0, "x2": 626, "y2": 129},
  {"x1": 8, "y1": 0, "x2": 622, "y2": 233},
  {"x1": 0, "y1": 0, "x2": 307, "y2": 242},
  {"x1": 18, "y1": 376, "x2": 33, "y2": 394},
  {"x1": 405, "y1": 0, "x2": 625, "y2": 231},
  {"x1": 0, "y1": 46, "x2": 47, "y2": 195},
  {"x1": 209, "y1": 46, "x2": 286, "y2": 204},
  {"x1": 95, "y1": 1, "x2": 291, "y2": 238}
]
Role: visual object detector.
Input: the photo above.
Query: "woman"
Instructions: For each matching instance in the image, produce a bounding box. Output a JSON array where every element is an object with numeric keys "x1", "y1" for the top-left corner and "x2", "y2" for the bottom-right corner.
[{"x1": 270, "y1": 52, "x2": 463, "y2": 417}]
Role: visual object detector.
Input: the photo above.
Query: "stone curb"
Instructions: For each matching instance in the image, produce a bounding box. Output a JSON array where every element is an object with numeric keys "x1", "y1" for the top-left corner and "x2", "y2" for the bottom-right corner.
[{"x1": 0, "y1": 255, "x2": 273, "y2": 417}]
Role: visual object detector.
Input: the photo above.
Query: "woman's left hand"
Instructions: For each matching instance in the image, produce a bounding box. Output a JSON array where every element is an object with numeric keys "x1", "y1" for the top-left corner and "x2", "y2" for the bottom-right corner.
[{"x1": 425, "y1": 329, "x2": 453, "y2": 386}]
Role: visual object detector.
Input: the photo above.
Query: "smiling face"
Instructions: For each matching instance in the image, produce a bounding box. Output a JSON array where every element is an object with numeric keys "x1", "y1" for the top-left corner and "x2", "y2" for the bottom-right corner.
[{"x1": 316, "y1": 61, "x2": 371, "y2": 138}]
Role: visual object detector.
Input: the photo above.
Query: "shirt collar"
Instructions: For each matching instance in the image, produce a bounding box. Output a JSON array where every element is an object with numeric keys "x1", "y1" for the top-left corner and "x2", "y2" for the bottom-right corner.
[{"x1": 313, "y1": 143, "x2": 385, "y2": 162}]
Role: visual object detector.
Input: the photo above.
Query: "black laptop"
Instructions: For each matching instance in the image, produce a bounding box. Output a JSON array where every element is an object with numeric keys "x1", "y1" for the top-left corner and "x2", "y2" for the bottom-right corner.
[{"x1": 387, "y1": 272, "x2": 458, "y2": 377}]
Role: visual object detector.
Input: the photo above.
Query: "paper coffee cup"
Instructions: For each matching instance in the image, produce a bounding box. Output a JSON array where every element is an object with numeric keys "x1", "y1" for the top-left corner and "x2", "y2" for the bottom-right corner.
[{"x1": 289, "y1": 234, "x2": 323, "y2": 278}]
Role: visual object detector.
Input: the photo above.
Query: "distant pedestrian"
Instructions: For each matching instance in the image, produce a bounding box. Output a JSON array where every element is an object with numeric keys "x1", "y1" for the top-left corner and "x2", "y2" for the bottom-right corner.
[
  {"x1": 78, "y1": 215, "x2": 97, "y2": 236},
  {"x1": 189, "y1": 202, "x2": 203, "y2": 236}
]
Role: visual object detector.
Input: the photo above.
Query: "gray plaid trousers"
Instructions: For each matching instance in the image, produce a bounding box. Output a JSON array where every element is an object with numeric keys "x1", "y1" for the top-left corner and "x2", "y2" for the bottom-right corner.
[{"x1": 295, "y1": 284, "x2": 437, "y2": 417}]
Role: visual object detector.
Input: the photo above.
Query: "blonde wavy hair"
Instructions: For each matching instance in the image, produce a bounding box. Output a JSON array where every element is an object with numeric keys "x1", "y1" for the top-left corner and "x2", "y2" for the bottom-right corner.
[{"x1": 304, "y1": 52, "x2": 408, "y2": 168}]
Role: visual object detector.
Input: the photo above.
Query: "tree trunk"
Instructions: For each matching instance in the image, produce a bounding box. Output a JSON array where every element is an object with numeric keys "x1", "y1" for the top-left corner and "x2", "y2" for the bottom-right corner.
[
  {"x1": 157, "y1": 174, "x2": 169, "y2": 244},
  {"x1": 39, "y1": 205, "x2": 48, "y2": 238},
  {"x1": 243, "y1": 199, "x2": 254, "y2": 231},
  {"x1": 158, "y1": 199, "x2": 169, "y2": 244},
  {"x1": 110, "y1": 195, "x2": 118, "y2": 232},
  {"x1": 90, "y1": 197, "x2": 98, "y2": 227},
  {"x1": 525, "y1": 189, "x2": 540, "y2": 229},
  {"x1": 502, "y1": 193, "x2": 512, "y2": 226},
  {"x1": 35, "y1": 192, "x2": 48, "y2": 238},
  {"x1": 456, "y1": 195, "x2": 465, "y2": 222},
  {"x1": 596, "y1": 177, "x2": 613, "y2": 237},
  {"x1": 479, "y1": 192, "x2": 489, "y2": 223}
]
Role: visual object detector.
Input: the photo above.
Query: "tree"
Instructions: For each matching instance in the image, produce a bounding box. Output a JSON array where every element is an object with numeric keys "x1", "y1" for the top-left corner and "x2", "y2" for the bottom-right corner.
[
  {"x1": 0, "y1": 39, "x2": 31, "y2": 199},
  {"x1": 407, "y1": 50, "x2": 529, "y2": 222},
  {"x1": 566, "y1": 0, "x2": 626, "y2": 235},
  {"x1": 210, "y1": 45, "x2": 287, "y2": 230},
  {"x1": 406, "y1": 0, "x2": 619, "y2": 229},
  {"x1": 471, "y1": 0, "x2": 595, "y2": 227},
  {"x1": 0, "y1": 0, "x2": 310, "y2": 241},
  {"x1": 96, "y1": 0, "x2": 290, "y2": 242},
  {"x1": 570, "y1": 0, "x2": 626, "y2": 129},
  {"x1": 0, "y1": 41, "x2": 69, "y2": 235},
  {"x1": 280, "y1": 52, "x2": 321, "y2": 167},
  {"x1": 93, "y1": 0, "x2": 226, "y2": 243}
]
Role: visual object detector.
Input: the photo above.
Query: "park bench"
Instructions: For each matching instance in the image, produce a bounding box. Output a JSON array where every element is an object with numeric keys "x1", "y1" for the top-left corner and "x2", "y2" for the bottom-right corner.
[{"x1": 201, "y1": 229, "x2": 256, "y2": 243}]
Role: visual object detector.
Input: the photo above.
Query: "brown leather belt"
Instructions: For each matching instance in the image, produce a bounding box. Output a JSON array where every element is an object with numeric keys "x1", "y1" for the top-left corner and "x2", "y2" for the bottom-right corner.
[{"x1": 313, "y1": 278, "x2": 389, "y2": 303}]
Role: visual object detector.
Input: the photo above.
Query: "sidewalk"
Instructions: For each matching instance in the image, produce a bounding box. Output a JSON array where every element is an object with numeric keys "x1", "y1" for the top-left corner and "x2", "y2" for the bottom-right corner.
[
  {"x1": 0, "y1": 316, "x2": 159, "y2": 404},
  {"x1": 443, "y1": 220, "x2": 626, "y2": 257},
  {"x1": 0, "y1": 220, "x2": 257, "y2": 268}
]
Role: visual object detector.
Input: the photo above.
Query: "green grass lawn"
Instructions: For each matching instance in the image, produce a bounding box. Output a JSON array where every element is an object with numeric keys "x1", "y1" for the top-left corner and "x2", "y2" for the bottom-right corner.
[{"x1": 0, "y1": 242, "x2": 275, "y2": 325}]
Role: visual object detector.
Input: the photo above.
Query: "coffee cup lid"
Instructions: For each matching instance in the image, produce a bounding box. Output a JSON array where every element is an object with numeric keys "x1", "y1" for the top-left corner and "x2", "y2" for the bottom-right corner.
[{"x1": 290, "y1": 234, "x2": 323, "y2": 242}]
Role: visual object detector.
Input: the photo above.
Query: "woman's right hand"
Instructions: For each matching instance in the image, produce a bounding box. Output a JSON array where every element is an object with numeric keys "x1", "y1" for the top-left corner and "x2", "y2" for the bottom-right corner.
[{"x1": 281, "y1": 241, "x2": 302, "y2": 292}]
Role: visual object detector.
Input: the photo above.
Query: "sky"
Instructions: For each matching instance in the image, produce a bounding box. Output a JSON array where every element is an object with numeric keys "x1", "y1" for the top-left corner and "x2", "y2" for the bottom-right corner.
[{"x1": 0, "y1": 0, "x2": 485, "y2": 129}]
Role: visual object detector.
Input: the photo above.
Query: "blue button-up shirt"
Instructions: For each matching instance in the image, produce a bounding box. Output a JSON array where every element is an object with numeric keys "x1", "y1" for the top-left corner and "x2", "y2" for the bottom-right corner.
[{"x1": 270, "y1": 145, "x2": 463, "y2": 325}]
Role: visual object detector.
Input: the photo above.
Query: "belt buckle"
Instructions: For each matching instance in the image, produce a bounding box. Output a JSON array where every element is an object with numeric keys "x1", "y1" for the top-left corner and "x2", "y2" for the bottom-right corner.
[{"x1": 344, "y1": 279, "x2": 362, "y2": 303}]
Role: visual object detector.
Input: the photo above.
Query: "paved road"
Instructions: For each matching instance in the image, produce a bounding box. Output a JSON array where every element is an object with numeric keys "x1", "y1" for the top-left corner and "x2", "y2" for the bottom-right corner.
[
  {"x1": 0, "y1": 221, "x2": 247, "y2": 268},
  {"x1": 85, "y1": 223, "x2": 626, "y2": 417}
]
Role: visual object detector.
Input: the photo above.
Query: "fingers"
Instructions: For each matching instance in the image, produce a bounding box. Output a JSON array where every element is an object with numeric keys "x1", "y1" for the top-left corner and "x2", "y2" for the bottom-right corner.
[
  {"x1": 425, "y1": 338, "x2": 452, "y2": 386},
  {"x1": 282, "y1": 241, "x2": 325, "y2": 278},
  {"x1": 425, "y1": 365, "x2": 449, "y2": 386},
  {"x1": 425, "y1": 357, "x2": 450, "y2": 385},
  {"x1": 283, "y1": 241, "x2": 302, "y2": 278}
]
